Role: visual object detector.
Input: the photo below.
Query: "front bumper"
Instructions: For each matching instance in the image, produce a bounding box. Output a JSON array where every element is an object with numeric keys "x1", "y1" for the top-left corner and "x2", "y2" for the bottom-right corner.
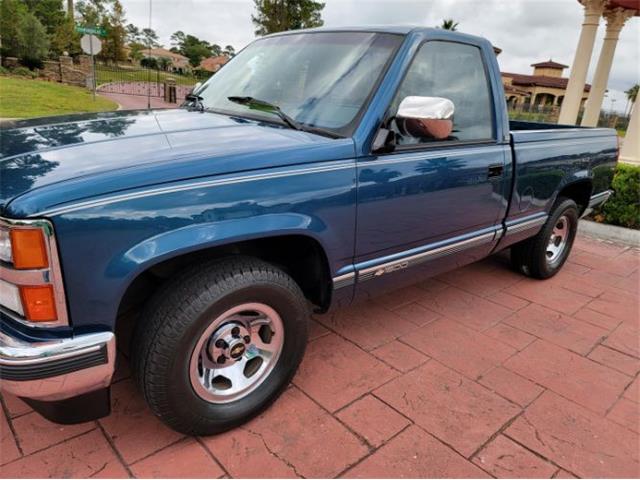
[{"x1": 0, "y1": 330, "x2": 115, "y2": 401}]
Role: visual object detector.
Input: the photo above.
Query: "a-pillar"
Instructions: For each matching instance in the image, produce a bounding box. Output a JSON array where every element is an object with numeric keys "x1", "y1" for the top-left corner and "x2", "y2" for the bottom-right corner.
[
  {"x1": 558, "y1": 0, "x2": 606, "y2": 125},
  {"x1": 620, "y1": 102, "x2": 639, "y2": 165},
  {"x1": 581, "y1": 7, "x2": 635, "y2": 126}
]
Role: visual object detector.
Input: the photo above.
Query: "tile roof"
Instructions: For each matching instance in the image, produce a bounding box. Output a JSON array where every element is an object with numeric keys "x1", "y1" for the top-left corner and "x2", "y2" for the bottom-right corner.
[
  {"x1": 531, "y1": 60, "x2": 568, "y2": 69},
  {"x1": 199, "y1": 55, "x2": 230, "y2": 72},
  {"x1": 502, "y1": 72, "x2": 591, "y2": 92},
  {"x1": 144, "y1": 48, "x2": 189, "y2": 61}
]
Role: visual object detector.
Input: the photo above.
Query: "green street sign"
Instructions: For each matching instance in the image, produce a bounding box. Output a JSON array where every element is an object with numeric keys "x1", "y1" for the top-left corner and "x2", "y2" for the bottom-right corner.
[{"x1": 75, "y1": 25, "x2": 106, "y2": 37}]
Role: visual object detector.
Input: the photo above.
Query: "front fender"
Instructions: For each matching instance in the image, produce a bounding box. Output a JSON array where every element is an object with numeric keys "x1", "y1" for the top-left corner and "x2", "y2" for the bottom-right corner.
[{"x1": 113, "y1": 213, "x2": 330, "y2": 284}]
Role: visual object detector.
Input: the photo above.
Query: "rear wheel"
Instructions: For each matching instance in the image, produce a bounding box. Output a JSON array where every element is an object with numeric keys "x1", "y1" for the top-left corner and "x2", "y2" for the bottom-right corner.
[
  {"x1": 511, "y1": 197, "x2": 579, "y2": 279},
  {"x1": 132, "y1": 257, "x2": 309, "y2": 435}
]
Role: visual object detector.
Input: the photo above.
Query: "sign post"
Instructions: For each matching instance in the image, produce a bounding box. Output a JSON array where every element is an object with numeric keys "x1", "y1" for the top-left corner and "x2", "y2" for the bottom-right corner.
[{"x1": 80, "y1": 34, "x2": 102, "y2": 101}]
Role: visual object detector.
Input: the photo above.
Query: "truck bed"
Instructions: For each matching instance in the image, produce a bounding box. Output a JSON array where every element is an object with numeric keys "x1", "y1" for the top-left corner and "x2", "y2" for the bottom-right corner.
[{"x1": 503, "y1": 121, "x2": 618, "y2": 245}]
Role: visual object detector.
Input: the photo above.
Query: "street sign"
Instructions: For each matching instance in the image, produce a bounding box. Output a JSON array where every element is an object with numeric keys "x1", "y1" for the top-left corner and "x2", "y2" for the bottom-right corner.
[
  {"x1": 75, "y1": 25, "x2": 106, "y2": 37},
  {"x1": 80, "y1": 34, "x2": 102, "y2": 55}
]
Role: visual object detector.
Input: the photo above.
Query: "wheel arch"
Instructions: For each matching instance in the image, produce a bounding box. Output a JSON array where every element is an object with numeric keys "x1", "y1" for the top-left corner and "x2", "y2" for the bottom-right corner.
[
  {"x1": 113, "y1": 219, "x2": 335, "y2": 331},
  {"x1": 555, "y1": 178, "x2": 593, "y2": 214}
]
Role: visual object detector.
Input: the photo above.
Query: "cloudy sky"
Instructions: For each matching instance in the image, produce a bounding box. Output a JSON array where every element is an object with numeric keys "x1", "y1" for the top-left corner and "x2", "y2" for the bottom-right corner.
[{"x1": 121, "y1": 0, "x2": 639, "y2": 112}]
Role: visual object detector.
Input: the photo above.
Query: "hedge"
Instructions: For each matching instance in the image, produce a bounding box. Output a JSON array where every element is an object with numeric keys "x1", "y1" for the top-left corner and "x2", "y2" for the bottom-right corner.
[{"x1": 592, "y1": 163, "x2": 640, "y2": 230}]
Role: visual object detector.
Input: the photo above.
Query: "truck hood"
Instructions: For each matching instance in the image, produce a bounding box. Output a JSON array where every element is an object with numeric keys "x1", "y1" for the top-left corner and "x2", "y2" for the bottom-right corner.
[{"x1": 0, "y1": 109, "x2": 353, "y2": 217}]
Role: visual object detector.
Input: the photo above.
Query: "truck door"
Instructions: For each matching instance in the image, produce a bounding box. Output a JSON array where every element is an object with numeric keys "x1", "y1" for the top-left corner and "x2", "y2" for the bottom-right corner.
[{"x1": 354, "y1": 40, "x2": 509, "y2": 294}]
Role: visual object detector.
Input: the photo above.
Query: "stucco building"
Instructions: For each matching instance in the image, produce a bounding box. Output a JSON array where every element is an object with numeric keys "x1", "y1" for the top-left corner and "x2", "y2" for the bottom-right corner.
[
  {"x1": 142, "y1": 48, "x2": 191, "y2": 73},
  {"x1": 502, "y1": 61, "x2": 591, "y2": 109}
]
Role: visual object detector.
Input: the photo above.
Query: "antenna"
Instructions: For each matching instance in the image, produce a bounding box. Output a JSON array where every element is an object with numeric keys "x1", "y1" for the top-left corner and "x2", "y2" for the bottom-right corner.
[{"x1": 147, "y1": 0, "x2": 152, "y2": 110}]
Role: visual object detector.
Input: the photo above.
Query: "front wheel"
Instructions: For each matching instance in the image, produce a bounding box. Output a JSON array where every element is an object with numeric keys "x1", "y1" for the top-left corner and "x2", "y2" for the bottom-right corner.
[
  {"x1": 132, "y1": 257, "x2": 309, "y2": 435},
  {"x1": 511, "y1": 197, "x2": 579, "y2": 279}
]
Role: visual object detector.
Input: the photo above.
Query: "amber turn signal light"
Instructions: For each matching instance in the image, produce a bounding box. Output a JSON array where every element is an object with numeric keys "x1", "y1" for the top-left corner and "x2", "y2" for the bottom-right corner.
[
  {"x1": 20, "y1": 285, "x2": 57, "y2": 322},
  {"x1": 10, "y1": 229, "x2": 48, "y2": 269}
]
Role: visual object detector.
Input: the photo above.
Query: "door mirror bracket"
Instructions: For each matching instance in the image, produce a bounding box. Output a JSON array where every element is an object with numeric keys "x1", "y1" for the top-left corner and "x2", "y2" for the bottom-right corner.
[{"x1": 372, "y1": 128, "x2": 396, "y2": 154}]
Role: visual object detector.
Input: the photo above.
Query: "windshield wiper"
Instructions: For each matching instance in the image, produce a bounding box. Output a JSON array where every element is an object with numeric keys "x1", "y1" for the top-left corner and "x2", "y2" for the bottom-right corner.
[
  {"x1": 227, "y1": 96, "x2": 341, "y2": 138},
  {"x1": 228, "y1": 96, "x2": 302, "y2": 130}
]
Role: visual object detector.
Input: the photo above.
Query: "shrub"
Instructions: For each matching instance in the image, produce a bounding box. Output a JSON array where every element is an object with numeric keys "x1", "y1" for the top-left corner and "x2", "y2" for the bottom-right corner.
[
  {"x1": 11, "y1": 66, "x2": 36, "y2": 78},
  {"x1": 593, "y1": 163, "x2": 640, "y2": 229},
  {"x1": 0, "y1": 66, "x2": 9, "y2": 75}
]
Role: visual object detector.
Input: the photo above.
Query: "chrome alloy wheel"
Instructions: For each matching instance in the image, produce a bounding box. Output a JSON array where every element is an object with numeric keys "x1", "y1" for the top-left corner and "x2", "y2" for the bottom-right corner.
[
  {"x1": 546, "y1": 215, "x2": 569, "y2": 265},
  {"x1": 189, "y1": 303, "x2": 284, "y2": 404}
]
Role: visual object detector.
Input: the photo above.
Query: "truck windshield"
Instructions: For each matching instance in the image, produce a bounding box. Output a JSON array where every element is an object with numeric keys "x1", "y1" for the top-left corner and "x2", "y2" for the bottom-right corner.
[{"x1": 196, "y1": 32, "x2": 403, "y2": 135}]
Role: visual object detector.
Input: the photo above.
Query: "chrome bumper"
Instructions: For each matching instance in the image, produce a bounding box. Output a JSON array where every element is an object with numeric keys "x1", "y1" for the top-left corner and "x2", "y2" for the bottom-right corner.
[{"x1": 0, "y1": 331, "x2": 115, "y2": 401}]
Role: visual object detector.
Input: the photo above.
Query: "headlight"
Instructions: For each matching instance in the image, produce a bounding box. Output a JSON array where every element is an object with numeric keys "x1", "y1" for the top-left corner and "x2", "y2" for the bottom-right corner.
[
  {"x1": 0, "y1": 279, "x2": 24, "y2": 316},
  {"x1": 0, "y1": 228, "x2": 11, "y2": 263}
]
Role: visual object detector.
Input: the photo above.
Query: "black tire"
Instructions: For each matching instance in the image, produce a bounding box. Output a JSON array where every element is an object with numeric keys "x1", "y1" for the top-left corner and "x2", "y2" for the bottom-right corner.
[
  {"x1": 511, "y1": 197, "x2": 579, "y2": 279},
  {"x1": 131, "y1": 256, "x2": 309, "y2": 435}
]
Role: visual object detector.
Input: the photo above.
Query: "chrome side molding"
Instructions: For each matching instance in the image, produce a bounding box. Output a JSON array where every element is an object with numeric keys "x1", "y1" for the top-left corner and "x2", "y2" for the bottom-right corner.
[
  {"x1": 505, "y1": 214, "x2": 548, "y2": 236},
  {"x1": 333, "y1": 228, "x2": 500, "y2": 289},
  {"x1": 588, "y1": 190, "x2": 613, "y2": 208},
  {"x1": 357, "y1": 231, "x2": 496, "y2": 283}
]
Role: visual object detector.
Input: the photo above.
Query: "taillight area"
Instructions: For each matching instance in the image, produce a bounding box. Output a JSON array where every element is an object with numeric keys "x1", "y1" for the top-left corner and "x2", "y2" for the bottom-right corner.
[{"x1": 0, "y1": 217, "x2": 68, "y2": 327}]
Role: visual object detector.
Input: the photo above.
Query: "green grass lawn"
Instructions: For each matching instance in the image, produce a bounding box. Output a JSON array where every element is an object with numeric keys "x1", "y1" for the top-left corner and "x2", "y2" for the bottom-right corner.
[
  {"x1": 96, "y1": 65, "x2": 204, "y2": 86},
  {"x1": 0, "y1": 76, "x2": 118, "y2": 119}
]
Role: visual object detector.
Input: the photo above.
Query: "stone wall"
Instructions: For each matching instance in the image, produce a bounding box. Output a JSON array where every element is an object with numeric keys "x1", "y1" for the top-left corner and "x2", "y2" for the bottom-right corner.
[{"x1": 4, "y1": 55, "x2": 92, "y2": 87}]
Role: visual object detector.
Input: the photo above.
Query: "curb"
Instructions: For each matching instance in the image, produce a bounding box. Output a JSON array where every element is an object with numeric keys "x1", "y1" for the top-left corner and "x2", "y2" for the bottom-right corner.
[{"x1": 578, "y1": 219, "x2": 639, "y2": 247}]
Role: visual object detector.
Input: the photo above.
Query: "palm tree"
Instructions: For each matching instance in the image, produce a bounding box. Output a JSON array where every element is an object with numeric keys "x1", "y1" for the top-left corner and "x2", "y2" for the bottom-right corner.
[
  {"x1": 440, "y1": 19, "x2": 459, "y2": 31},
  {"x1": 624, "y1": 84, "x2": 638, "y2": 116}
]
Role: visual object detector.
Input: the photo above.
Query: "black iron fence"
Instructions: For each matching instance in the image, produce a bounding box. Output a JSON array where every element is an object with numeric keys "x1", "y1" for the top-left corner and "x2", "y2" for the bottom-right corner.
[{"x1": 95, "y1": 64, "x2": 211, "y2": 100}]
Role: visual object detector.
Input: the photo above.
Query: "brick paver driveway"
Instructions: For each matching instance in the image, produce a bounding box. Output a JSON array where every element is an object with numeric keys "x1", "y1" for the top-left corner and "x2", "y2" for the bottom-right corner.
[{"x1": 1, "y1": 233, "x2": 638, "y2": 478}]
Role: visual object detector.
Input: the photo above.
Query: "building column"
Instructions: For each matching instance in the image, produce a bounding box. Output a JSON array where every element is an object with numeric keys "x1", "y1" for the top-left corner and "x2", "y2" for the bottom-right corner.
[
  {"x1": 620, "y1": 102, "x2": 639, "y2": 165},
  {"x1": 581, "y1": 7, "x2": 635, "y2": 126},
  {"x1": 558, "y1": 0, "x2": 606, "y2": 125}
]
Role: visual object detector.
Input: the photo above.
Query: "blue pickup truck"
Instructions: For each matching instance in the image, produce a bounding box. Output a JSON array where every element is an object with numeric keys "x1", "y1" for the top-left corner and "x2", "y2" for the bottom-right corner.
[{"x1": 0, "y1": 26, "x2": 617, "y2": 434}]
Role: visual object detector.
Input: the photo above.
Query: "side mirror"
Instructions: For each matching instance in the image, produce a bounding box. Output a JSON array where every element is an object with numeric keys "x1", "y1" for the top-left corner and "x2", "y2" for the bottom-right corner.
[{"x1": 396, "y1": 96, "x2": 454, "y2": 140}]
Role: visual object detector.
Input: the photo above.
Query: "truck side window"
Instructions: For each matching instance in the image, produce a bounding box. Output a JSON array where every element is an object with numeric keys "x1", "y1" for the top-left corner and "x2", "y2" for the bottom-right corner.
[{"x1": 390, "y1": 41, "x2": 494, "y2": 145}]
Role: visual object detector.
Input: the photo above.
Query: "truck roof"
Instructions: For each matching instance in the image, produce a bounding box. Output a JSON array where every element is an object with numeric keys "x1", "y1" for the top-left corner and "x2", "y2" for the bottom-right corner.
[{"x1": 266, "y1": 25, "x2": 490, "y2": 46}]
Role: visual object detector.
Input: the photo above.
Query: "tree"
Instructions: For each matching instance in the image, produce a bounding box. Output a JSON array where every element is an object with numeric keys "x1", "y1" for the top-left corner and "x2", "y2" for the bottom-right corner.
[
  {"x1": 24, "y1": 0, "x2": 66, "y2": 38},
  {"x1": 140, "y1": 56, "x2": 157, "y2": 69},
  {"x1": 128, "y1": 41, "x2": 144, "y2": 62},
  {"x1": 0, "y1": 0, "x2": 28, "y2": 58},
  {"x1": 170, "y1": 31, "x2": 217, "y2": 66},
  {"x1": 223, "y1": 44, "x2": 235, "y2": 57},
  {"x1": 625, "y1": 84, "x2": 638, "y2": 116},
  {"x1": 170, "y1": 30, "x2": 185, "y2": 48},
  {"x1": 252, "y1": 0, "x2": 324, "y2": 36},
  {"x1": 51, "y1": 14, "x2": 81, "y2": 56},
  {"x1": 76, "y1": 0, "x2": 109, "y2": 26},
  {"x1": 125, "y1": 23, "x2": 141, "y2": 43},
  {"x1": 440, "y1": 18, "x2": 459, "y2": 31},
  {"x1": 141, "y1": 27, "x2": 160, "y2": 48},
  {"x1": 100, "y1": 0, "x2": 126, "y2": 63},
  {"x1": 19, "y1": 12, "x2": 50, "y2": 68}
]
